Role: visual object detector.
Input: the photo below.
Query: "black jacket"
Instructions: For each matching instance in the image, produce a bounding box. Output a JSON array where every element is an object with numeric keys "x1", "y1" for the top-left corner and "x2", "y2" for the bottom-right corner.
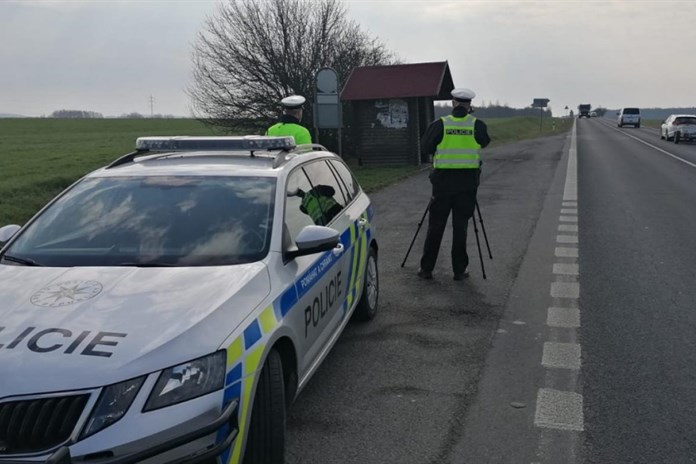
[{"x1": 422, "y1": 106, "x2": 491, "y2": 194}]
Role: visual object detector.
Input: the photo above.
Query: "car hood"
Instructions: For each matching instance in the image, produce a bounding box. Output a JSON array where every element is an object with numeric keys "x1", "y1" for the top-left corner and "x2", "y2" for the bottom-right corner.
[{"x1": 0, "y1": 263, "x2": 269, "y2": 397}]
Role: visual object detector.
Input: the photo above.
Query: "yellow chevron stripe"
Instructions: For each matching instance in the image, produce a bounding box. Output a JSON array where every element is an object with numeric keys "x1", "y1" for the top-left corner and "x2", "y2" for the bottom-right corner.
[
  {"x1": 259, "y1": 305, "x2": 277, "y2": 334},
  {"x1": 226, "y1": 337, "x2": 243, "y2": 368}
]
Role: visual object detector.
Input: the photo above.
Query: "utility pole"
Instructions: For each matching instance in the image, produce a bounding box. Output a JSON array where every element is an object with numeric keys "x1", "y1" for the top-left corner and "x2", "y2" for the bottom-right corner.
[{"x1": 149, "y1": 95, "x2": 155, "y2": 118}]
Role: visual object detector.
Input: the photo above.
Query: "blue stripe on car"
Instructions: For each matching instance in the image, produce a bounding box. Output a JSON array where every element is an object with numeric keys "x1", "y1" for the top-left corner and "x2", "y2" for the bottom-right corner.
[{"x1": 243, "y1": 320, "x2": 262, "y2": 349}]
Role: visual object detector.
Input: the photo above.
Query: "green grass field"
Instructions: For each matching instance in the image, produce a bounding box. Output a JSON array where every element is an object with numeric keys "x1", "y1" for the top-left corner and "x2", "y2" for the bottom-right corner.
[{"x1": 0, "y1": 117, "x2": 571, "y2": 226}]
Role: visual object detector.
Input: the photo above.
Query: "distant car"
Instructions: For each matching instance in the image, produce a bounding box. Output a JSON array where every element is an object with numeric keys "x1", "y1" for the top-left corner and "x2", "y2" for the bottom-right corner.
[
  {"x1": 661, "y1": 114, "x2": 696, "y2": 144},
  {"x1": 589, "y1": 111, "x2": 597, "y2": 118},
  {"x1": 0, "y1": 136, "x2": 379, "y2": 464},
  {"x1": 617, "y1": 107, "x2": 641, "y2": 128}
]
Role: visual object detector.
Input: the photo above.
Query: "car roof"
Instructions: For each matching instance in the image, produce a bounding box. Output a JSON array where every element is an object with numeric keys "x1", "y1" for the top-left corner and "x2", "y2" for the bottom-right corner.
[
  {"x1": 670, "y1": 114, "x2": 696, "y2": 119},
  {"x1": 86, "y1": 137, "x2": 341, "y2": 179}
]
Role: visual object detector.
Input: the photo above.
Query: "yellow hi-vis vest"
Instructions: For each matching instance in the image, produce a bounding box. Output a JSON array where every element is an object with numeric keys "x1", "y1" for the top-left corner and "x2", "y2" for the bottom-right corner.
[
  {"x1": 301, "y1": 192, "x2": 338, "y2": 224},
  {"x1": 266, "y1": 122, "x2": 312, "y2": 145},
  {"x1": 433, "y1": 114, "x2": 481, "y2": 169}
]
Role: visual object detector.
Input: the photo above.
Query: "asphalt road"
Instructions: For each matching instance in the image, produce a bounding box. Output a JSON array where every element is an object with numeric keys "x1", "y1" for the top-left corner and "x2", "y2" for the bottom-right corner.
[
  {"x1": 285, "y1": 130, "x2": 570, "y2": 464},
  {"x1": 286, "y1": 117, "x2": 696, "y2": 463},
  {"x1": 579, "y1": 118, "x2": 696, "y2": 463}
]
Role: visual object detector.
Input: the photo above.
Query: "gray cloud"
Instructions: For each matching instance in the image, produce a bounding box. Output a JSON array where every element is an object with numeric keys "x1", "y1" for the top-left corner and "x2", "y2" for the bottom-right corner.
[{"x1": 1, "y1": 0, "x2": 694, "y2": 117}]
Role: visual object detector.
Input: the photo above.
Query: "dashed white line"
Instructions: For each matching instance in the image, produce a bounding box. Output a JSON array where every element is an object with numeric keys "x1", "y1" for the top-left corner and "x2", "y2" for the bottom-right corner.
[
  {"x1": 542, "y1": 342, "x2": 581, "y2": 370},
  {"x1": 553, "y1": 263, "x2": 579, "y2": 275},
  {"x1": 555, "y1": 247, "x2": 578, "y2": 258},
  {"x1": 559, "y1": 215, "x2": 578, "y2": 223},
  {"x1": 558, "y1": 224, "x2": 578, "y2": 233},
  {"x1": 562, "y1": 201, "x2": 577, "y2": 207},
  {"x1": 535, "y1": 388, "x2": 584, "y2": 432},
  {"x1": 547, "y1": 307, "x2": 581, "y2": 328},
  {"x1": 551, "y1": 282, "x2": 580, "y2": 299},
  {"x1": 556, "y1": 235, "x2": 579, "y2": 244},
  {"x1": 560, "y1": 208, "x2": 578, "y2": 214}
]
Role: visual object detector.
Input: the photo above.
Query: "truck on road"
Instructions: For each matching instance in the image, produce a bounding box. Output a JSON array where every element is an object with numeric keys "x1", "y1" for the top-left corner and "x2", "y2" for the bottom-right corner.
[{"x1": 578, "y1": 104, "x2": 592, "y2": 118}]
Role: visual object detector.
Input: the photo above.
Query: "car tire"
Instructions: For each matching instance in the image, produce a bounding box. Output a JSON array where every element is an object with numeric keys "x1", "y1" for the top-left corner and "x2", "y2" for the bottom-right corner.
[
  {"x1": 353, "y1": 246, "x2": 378, "y2": 321},
  {"x1": 243, "y1": 349, "x2": 285, "y2": 464},
  {"x1": 635, "y1": 123, "x2": 640, "y2": 129},
  {"x1": 674, "y1": 132, "x2": 680, "y2": 144},
  {"x1": 661, "y1": 130, "x2": 665, "y2": 140}
]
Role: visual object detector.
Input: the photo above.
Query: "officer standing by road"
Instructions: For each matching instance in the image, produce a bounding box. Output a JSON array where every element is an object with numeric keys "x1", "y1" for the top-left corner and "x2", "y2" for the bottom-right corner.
[
  {"x1": 418, "y1": 88, "x2": 491, "y2": 281},
  {"x1": 266, "y1": 95, "x2": 312, "y2": 145}
]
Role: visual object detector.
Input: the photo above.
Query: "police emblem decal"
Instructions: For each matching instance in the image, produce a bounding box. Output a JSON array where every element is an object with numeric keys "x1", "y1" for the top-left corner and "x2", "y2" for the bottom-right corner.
[{"x1": 30, "y1": 280, "x2": 103, "y2": 307}]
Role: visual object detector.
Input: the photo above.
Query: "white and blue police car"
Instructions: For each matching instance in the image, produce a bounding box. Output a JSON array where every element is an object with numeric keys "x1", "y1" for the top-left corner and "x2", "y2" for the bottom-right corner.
[{"x1": 0, "y1": 136, "x2": 378, "y2": 464}]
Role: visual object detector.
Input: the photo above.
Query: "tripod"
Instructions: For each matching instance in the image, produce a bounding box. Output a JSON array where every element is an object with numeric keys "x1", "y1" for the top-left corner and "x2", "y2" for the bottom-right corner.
[{"x1": 401, "y1": 199, "x2": 492, "y2": 279}]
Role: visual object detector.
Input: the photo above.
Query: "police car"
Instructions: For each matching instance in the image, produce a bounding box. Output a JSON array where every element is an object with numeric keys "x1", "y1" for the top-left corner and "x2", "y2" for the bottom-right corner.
[{"x1": 0, "y1": 136, "x2": 378, "y2": 464}]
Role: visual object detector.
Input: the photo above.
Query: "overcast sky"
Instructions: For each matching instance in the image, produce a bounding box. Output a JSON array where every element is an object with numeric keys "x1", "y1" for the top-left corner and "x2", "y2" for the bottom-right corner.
[{"x1": 1, "y1": 0, "x2": 694, "y2": 117}]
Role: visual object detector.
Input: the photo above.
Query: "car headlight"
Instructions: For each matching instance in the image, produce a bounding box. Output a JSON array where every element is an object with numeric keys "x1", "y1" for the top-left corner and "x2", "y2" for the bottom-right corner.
[
  {"x1": 144, "y1": 350, "x2": 226, "y2": 412},
  {"x1": 81, "y1": 376, "x2": 146, "y2": 438}
]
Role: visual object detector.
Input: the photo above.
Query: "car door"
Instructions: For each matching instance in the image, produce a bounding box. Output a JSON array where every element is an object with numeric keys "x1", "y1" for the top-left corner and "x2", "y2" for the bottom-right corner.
[
  {"x1": 282, "y1": 162, "x2": 349, "y2": 374},
  {"x1": 327, "y1": 159, "x2": 373, "y2": 315}
]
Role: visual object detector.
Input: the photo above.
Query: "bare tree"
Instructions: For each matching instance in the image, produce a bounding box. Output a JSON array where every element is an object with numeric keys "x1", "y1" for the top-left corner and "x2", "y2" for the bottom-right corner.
[{"x1": 188, "y1": 0, "x2": 395, "y2": 130}]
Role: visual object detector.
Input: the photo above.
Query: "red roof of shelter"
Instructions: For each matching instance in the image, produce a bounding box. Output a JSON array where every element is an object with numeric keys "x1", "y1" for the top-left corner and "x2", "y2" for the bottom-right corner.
[{"x1": 341, "y1": 61, "x2": 454, "y2": 101}]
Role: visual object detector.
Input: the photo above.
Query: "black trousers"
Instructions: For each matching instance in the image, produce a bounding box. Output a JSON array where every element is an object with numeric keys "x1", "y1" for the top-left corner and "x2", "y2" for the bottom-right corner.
[{"x1": 419, "y1": 189, "x2": 477, "y2": 275}]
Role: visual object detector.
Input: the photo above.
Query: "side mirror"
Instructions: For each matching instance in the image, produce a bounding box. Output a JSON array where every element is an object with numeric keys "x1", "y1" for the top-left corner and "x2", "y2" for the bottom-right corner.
[
  {"x1": 286, "y1": 225, "x2": 340, "y2": 260},
  {"x1": 616, "y1": 112, "x2": 620, "y2": 116},
  {"x1": 0, "y1": 224, "x2": 21, "y2": 244}
]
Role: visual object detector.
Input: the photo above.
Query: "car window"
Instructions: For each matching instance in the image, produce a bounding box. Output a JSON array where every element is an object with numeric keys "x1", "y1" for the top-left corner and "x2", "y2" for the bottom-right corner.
[
  {"x1": 4, "y1": 176, "x2": 276, "y2": 266},
  {"x1": 329, "y1": 160, "x2": 360, "y2": 202},
  {"x1": 623, "y1": 108, "x2": 640, "y2": 114},
  {"x1": 285, "y1": 168, "x2": 319, "y2": 245},
  {"x1": 675, "y1": 117, "x2": 696, "y2": 125},
  {"x1": 301, "y1": 161, "x2": 347, "y2": 225}
]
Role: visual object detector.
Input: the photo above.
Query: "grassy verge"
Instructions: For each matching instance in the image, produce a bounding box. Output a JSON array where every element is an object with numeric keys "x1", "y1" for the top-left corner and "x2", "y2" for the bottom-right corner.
[
  {"x1": 0, "y1": 117, "x2": 572, "y2": 225},
  {"x1": 640, "y1": 119, "x2": 662, "y2": 129},
  {"x1": 485, "y1": 116, "x2": 573, "y2": 148}
]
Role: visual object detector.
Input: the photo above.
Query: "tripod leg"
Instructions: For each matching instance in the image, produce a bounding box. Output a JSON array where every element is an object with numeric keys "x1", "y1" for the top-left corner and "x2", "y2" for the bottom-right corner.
[
  {"x1": 476, "y1": 201, "x2": 493, "y2": 259},
  {"x1": 471, "y1": 212, "x2": 487, "y2": 280},
  {"x1": 401, "y1": 199, "x2": 432, "y2": 267}
]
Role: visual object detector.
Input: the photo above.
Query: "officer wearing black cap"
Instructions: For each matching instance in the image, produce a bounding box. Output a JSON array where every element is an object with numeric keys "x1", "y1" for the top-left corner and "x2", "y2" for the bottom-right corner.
[
  {"x1": 265, "y1": 95, "x2": 312, "y2": 145},
  {"x1": 418, "y1": 88, "x2": 491, "y2": 281}
]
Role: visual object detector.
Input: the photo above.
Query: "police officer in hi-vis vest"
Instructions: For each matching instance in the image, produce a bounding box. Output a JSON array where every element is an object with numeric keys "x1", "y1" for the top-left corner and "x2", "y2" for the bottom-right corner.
[
  {"x1": 265, "y1": 95, "x2": 312, "y2": 145},
  {"x1": 418, "y1": 88, "x2": 491, "y2": 281}
]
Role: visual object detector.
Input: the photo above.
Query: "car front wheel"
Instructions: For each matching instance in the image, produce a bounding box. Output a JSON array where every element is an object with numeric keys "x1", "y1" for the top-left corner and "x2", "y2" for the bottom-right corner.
[
  {"x1": 244, "y1": 349, "x2": 285, "y2": 464},
  {"x1": 353, "y1": 246, "x2": 379, "y2": 321}
]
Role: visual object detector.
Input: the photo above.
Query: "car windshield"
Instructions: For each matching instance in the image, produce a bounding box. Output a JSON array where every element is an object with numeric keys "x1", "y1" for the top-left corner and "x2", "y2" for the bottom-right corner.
[
  {"x1": 623, "y1": 108, "x2": 640, "y2": 114},
  {"x1": 2, "y1": 176, "x2": 276, "y2": 267}
]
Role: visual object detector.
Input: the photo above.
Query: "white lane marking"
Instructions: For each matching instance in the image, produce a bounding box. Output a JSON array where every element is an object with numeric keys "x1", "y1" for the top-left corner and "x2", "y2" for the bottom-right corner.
[
  {"x1": 547, "y1": 307, "x2": 581, "y2": 328},
  {"x1": 558, "y1": 224, "x2": 578, "y2": 232},
  {"x1": 555, "y1": 247, "x2": 578, "y2": 258},
  {"x1": 551, "y1": 282, "x2": 580, "y2": 298},
  {"x1": 542, "y1": 342, "x2": 581, "y2": 370},
  {"x1": 553, "y1": 263, "x2": 579, "y2": 275},
  {"x1": 562, "y1": 201, "x2": 577, "y2": 207},
  {"x1": 563, "y1": 123, "x2": 578, "y2": 201},
  {"x1": 560, "y1": 208, "x2": 578, "y2": 214},
  {"x1": 535, "y1": 388, "x2": 584, "y2": 432},
  {"x1": 599, "y1": 119, "x2": 696, "y2": 169},
  {"x1": 557, "y1": 235, "x2": 579, "y2": 244},
  {"x1": 559, "y1": 215, "x2": 578, "y2": 222}
]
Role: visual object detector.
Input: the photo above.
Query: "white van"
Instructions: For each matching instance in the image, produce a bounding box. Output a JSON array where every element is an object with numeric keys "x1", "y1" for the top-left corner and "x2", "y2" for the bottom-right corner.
[{"x1": 618, "y1": 108, "x2": 641, "y2": 128}]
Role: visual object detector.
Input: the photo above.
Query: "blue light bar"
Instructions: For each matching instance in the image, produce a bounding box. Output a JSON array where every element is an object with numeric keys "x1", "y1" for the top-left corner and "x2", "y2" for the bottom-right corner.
[{"x1": 135, "y1": 136, "x2": 296, "y2": 152}]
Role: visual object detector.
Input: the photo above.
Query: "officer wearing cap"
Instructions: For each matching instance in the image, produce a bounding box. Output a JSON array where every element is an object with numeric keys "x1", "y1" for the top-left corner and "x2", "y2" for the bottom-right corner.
[
  {"x1": 417, "y1": 88, "x2": 491, "y2": 281},
  {"x1": 265, "y1": 95, "x2": 312, "y2": 145}
]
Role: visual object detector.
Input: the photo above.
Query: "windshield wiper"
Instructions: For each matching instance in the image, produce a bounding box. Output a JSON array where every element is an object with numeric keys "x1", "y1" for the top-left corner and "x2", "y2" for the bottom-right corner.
[
  {"x1": 115, "y1": 262, "x2": 178, "y2": 267},
  {"x1": 1, "y1": 254, "x2": 42, "y2": 266}
]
